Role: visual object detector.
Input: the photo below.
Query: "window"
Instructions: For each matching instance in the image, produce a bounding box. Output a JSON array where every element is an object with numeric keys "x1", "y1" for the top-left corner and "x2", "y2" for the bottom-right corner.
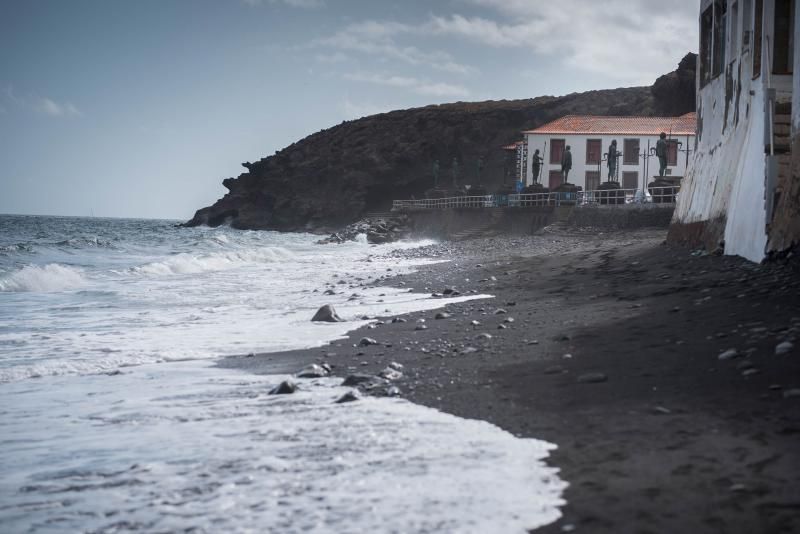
[
  {"x1": 585, "y1": 171, "x2": 600, "y2": 191},
  {"x1": 742, "y1": 0, "x2": 752, "y2": 52},
  {"x1": 549, "y1": 139, "x2": 565, "y2": 165},
  {"x1": 623, "y1": 138, "x2": 640, "y2": 165},
  {"x1": 713, "y1": 1, "x2": 727, "y2": 77},
  {"x1": 622, "y1": 172, "x2": 638, "y2": 190},
  {"x1": 548, "y1": 170, "x2": 562, "y2": 189},
  {"x1": 773, "y1": 0, "x2": 795, "y2": 74},
  {"x1": 730, "y1": 1, "x2": 739, "y2": 58},
  {"x1": 701, "y1": 6, "x2": 714, "y2": 83},
  {"x1": 753, "y1": 0, "x2": 763, "y2": 78},
  {"x1": 586, "y1": 139, "x2": 602, "y2": 165},
  {"x1": 700, "y1": 1, "x2": 729, "y2": 85},
  {"x1": 667, "y1": 140, "x2": 679, "y2": 166}
]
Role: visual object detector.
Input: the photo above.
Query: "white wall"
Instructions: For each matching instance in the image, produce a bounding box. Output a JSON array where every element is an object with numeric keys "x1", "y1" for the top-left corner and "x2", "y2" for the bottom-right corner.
[
  {"x1": 524, "y1": 133, "x2": 694, "y2": 190},
  {"x1": 672, "y1": 0, "x2": 778, "y2": 262}
]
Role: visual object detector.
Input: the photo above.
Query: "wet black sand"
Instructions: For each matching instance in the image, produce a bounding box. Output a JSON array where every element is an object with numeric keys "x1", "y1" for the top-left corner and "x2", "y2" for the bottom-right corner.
[{"x1": 222, "y1": 226, "x2": 800, "y2": 533}]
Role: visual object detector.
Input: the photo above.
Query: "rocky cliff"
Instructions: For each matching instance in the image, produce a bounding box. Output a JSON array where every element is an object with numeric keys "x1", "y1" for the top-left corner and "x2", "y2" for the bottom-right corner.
[{"x1": 186, "y1": 54, "x2": 697, "y2": 232}]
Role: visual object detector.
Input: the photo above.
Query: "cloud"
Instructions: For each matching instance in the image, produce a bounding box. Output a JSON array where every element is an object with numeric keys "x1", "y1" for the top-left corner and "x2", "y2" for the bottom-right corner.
[
  {"x1": 313, "y1": 20, "x2": 475, "y2": 75},
  {"x1": 344, "y1": 72, "x2": 469, "y2": 98},
  {"x1": 1, "y1": 85, "x2": 82, "y2": 118},
  {"x1": 243, "y1": 0, "x2": 324, "y2": 8},
  {"x1": 444, "y1": 0, "x2": 699, "y2": 84},
  {"x1": 34, "y1": 97, "x2": 82, "y2": 117}
]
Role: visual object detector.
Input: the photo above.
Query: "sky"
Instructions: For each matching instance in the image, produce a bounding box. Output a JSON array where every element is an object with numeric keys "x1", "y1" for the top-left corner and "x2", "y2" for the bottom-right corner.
[{"x1": 0, "y1": 0, "x2": 699, "y2": 220}]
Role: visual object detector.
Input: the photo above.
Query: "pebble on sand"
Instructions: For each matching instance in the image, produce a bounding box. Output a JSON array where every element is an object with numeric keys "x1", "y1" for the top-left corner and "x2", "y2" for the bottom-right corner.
[
  {"x1": 718, "y1": 348, "x2": 740, "y2": 360},
  {"x1": 577, "y1": 372, "x2": 608, "y2": 383},
  {"x1": 775, "y1": 341, "x2": 794, "y2": 355},
  {"x1": 358, "y1": 337, "x2": 378, "y2": 347}
]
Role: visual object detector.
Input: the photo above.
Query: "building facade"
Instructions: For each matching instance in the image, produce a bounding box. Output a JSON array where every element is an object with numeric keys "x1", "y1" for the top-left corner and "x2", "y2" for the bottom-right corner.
[
  {"x1": 522, "y1": 115, "x2": 696, "y2": 191},
  {"x1": 670, "y1": 0, "x2": 799, "y2": 262}
]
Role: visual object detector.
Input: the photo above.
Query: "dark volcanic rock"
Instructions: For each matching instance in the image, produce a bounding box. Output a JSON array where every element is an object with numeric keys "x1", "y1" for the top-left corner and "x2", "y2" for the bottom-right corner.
[
  {"x1": 312, "y1": 304, "x2": 343, "y2": 322},
  {"x1": 297, "y1": 364, "x2": 329, "y2": 378},
  {"x1": 335, "y1": 390, "x2": 361, "y2": 403},
  {"x1": 269, "y1": 380, "x2": 297, "y2": 395},
  {"x1": 183, "y1": 58, "x2": 695, "y2": 231},
  {"x1": 651, "y1": 53, "x2": 697, "y2": 116}
]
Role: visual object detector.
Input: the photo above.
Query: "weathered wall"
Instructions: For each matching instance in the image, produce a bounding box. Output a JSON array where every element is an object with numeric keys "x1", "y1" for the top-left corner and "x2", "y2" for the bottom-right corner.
[
  {"x1": 670, "y1": 0, "x2": 775, "y2": 262},
  {"x1": 766, "y1": 5, "x2": 800, "y2": 254},
  {"x1": 406, "y1": 208, "x2": 554, "y2": 239},
  {"x1": 568, "y1": 205, "x2": 675, "y2": 229}
]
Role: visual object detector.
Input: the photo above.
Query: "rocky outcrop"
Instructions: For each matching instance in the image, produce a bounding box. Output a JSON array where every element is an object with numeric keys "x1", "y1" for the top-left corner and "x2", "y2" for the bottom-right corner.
[
  {"x1": 185, "y1": 56, "x2": 695, "y2": 231},
  {"x1": 316, "y1": 214, "x2": 411, "y2": 244},
  {"x1": 651, "y1": 53, "x2": 697, "y2": 116}
]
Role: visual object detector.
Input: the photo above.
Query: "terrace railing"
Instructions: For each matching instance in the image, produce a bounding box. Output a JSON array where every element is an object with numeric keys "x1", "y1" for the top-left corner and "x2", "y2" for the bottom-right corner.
[{"x1": 392, "y1": 186, "x2": 679, "y2": 210}]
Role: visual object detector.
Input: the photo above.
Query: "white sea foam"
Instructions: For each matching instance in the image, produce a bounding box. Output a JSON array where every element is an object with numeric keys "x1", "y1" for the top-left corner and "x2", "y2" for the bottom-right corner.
[
  {"x1": 0, "y1": 263, "x2": 86, "y2": 292},
  {"x1": 0, "y1": 362, "x2": 567, "y2": 533},
  {"x1": 132, "y1": 246, "x2": 296, "y2": 276}
]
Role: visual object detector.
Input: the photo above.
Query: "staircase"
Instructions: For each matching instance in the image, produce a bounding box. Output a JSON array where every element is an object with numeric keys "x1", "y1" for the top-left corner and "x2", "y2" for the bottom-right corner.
[
  {"x1": 773, "y1": 102, "x2": 791, "y2": 154},
  {"x1": 449, "y1": 208, "x2": 505, "y2": 240},
  {"x1": 766, "y1": 102, "x2": 792, "y2": 226}
]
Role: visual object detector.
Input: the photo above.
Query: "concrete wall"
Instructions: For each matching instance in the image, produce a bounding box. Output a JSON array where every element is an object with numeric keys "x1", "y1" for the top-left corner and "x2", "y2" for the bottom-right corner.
[
  {"x1": 670, "y1": 0, "x2": 784, "y2": 262},
  {"x1": 525, "y1": 133, "x2": 694, "y2": 190},
  {"x1": 569, "y1": 205, "x2": 675, "y2": 229},
  {"x1": 406, "y1": 208, "x2": 554, "y2": 239}
]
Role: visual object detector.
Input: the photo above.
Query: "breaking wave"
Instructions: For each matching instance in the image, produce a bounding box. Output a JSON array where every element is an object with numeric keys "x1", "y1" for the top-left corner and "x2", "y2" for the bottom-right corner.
[
  {"x1": 132, "y1": 246, "x2": 297, "y2": 276},
  {"x1": 0, "y1": 264, "x2": 87, "y2": 293}
]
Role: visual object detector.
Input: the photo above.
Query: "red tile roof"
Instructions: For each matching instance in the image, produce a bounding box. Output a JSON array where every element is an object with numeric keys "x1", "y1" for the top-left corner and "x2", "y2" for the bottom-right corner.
[{"x1": 523, "y1": 113, "x2": 696, "y2": 136}]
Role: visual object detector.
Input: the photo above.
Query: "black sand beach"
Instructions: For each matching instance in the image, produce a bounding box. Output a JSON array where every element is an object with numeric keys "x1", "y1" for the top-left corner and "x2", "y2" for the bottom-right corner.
[{"x1": 222, "y1": 226, "x2": 800, "y2": 533}]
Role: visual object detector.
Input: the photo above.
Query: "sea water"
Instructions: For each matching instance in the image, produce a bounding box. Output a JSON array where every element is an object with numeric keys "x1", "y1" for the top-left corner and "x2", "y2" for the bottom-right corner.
[{"x1": 0, "y1": 215, "x2": 565, "y2": 533}]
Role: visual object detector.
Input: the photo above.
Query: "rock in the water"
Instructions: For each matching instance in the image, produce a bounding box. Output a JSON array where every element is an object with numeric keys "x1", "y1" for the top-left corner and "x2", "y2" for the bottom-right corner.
[
  {"x1": 311, "y1": 304, "x2": 343, "y2": 322},
  {"x1": 297, "y1": 364, "x2": 329, "y2": 378},
  {"x1": 435, "y1": 312, "x2": 451, "y2": 320},
  {"x1": 442, "y1": 288, "x2": 457, "y2": 295},
  {"x1": 391, "y1": 317, "x2": 407, "y2": 323},
  {"x1": 358, "y1": 337, "x2": 378, "y2": 347},
  {"x1": 718, "y1": 348, "x2": 740, "y2": 360},
  {"x1": 578, "y1": 372, "x2": 608, "y2": 383},
  {"x1": 269, "y1": 380, "x2": 297, "y2": 395},
  {"x1": 776, "y1": 341, "x2": 795, "y2": 355},
  {"x1": 379, "y1": 367, "x2": 403, "y2": 380},
  {"x1": 335, "y1": 390, "x2": 360, "y2": 403},
  {"x1": 323, "y1": 289, "x2": 336, "y2": 296},
  {"x1": 388, "y1": 361, "x2": 403, "y2": 370},
  {"x1": 386, "y1": 386, "x2": 401, "y2": 397}
]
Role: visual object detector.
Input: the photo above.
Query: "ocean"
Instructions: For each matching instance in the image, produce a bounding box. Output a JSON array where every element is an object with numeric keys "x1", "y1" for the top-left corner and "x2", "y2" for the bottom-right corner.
[{"x1": 0, "y1": 215, "x2": 565, "y2": 532}]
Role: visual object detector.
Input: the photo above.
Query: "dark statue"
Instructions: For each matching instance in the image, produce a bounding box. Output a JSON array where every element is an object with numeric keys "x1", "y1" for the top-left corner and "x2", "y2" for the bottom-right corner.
[
  {"x1": 561, "y1": 145, "x2": 572, "y2": 183},
  {"x1": 607, "y1": 140, "x2": 620, "y2": 181},
  {"x1": 655, "y1": 132, "x2": 668, "y2": 177},
  {"x1": 531, "y1": 149, "x2": 543, "y2": 184}
]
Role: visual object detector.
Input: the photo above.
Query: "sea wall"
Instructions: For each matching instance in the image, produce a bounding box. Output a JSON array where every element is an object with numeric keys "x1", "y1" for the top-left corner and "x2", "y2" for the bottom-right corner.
[
  {"x1": 569, "y1": 204, "x2": 675, "y2": 229},
  {"x1": 407, "y1": 207, "x2": 554, "y2": 239}
]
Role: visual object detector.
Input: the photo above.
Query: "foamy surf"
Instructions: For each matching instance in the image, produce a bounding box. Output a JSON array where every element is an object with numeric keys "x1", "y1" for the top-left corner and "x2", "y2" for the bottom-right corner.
[
  {"x1": 0, "y1": 263, "x2": 87, "y2": 292},
  {"x1": 0, "y1": 361, "x2": 567, "y2": 533}
]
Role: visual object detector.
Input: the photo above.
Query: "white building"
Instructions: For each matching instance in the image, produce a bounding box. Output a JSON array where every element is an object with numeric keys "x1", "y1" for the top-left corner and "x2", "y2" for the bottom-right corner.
[
  {"x1": 671, "y1": 0, "x2": 799, "y2": 262},
  {"x1": 522, "y1": 114, "x2": 696, "y2": 191}
]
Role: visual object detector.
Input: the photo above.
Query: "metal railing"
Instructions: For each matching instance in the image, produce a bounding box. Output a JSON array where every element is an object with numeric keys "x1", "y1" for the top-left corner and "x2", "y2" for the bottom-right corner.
[{"x1": 392, "y1": 186, "x2": 680, "y2": 210}]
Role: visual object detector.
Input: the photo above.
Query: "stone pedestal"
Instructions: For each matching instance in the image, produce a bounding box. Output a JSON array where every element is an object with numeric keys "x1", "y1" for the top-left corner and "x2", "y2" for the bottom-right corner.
[{"x1": 597, "y1": 181, "x2": 625, "y2": 205}]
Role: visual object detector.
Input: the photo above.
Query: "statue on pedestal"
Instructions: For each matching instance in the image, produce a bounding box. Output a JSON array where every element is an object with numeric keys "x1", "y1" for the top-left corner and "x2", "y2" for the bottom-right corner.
[{"x1": 561, "y1": 145, "x2": 572, "y2": 184}]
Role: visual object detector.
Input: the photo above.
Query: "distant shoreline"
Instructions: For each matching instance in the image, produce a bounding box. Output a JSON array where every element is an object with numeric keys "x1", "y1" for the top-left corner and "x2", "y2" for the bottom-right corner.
[{"x1": 222, "y1": 226, "x2": 800, "y2": 533}]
